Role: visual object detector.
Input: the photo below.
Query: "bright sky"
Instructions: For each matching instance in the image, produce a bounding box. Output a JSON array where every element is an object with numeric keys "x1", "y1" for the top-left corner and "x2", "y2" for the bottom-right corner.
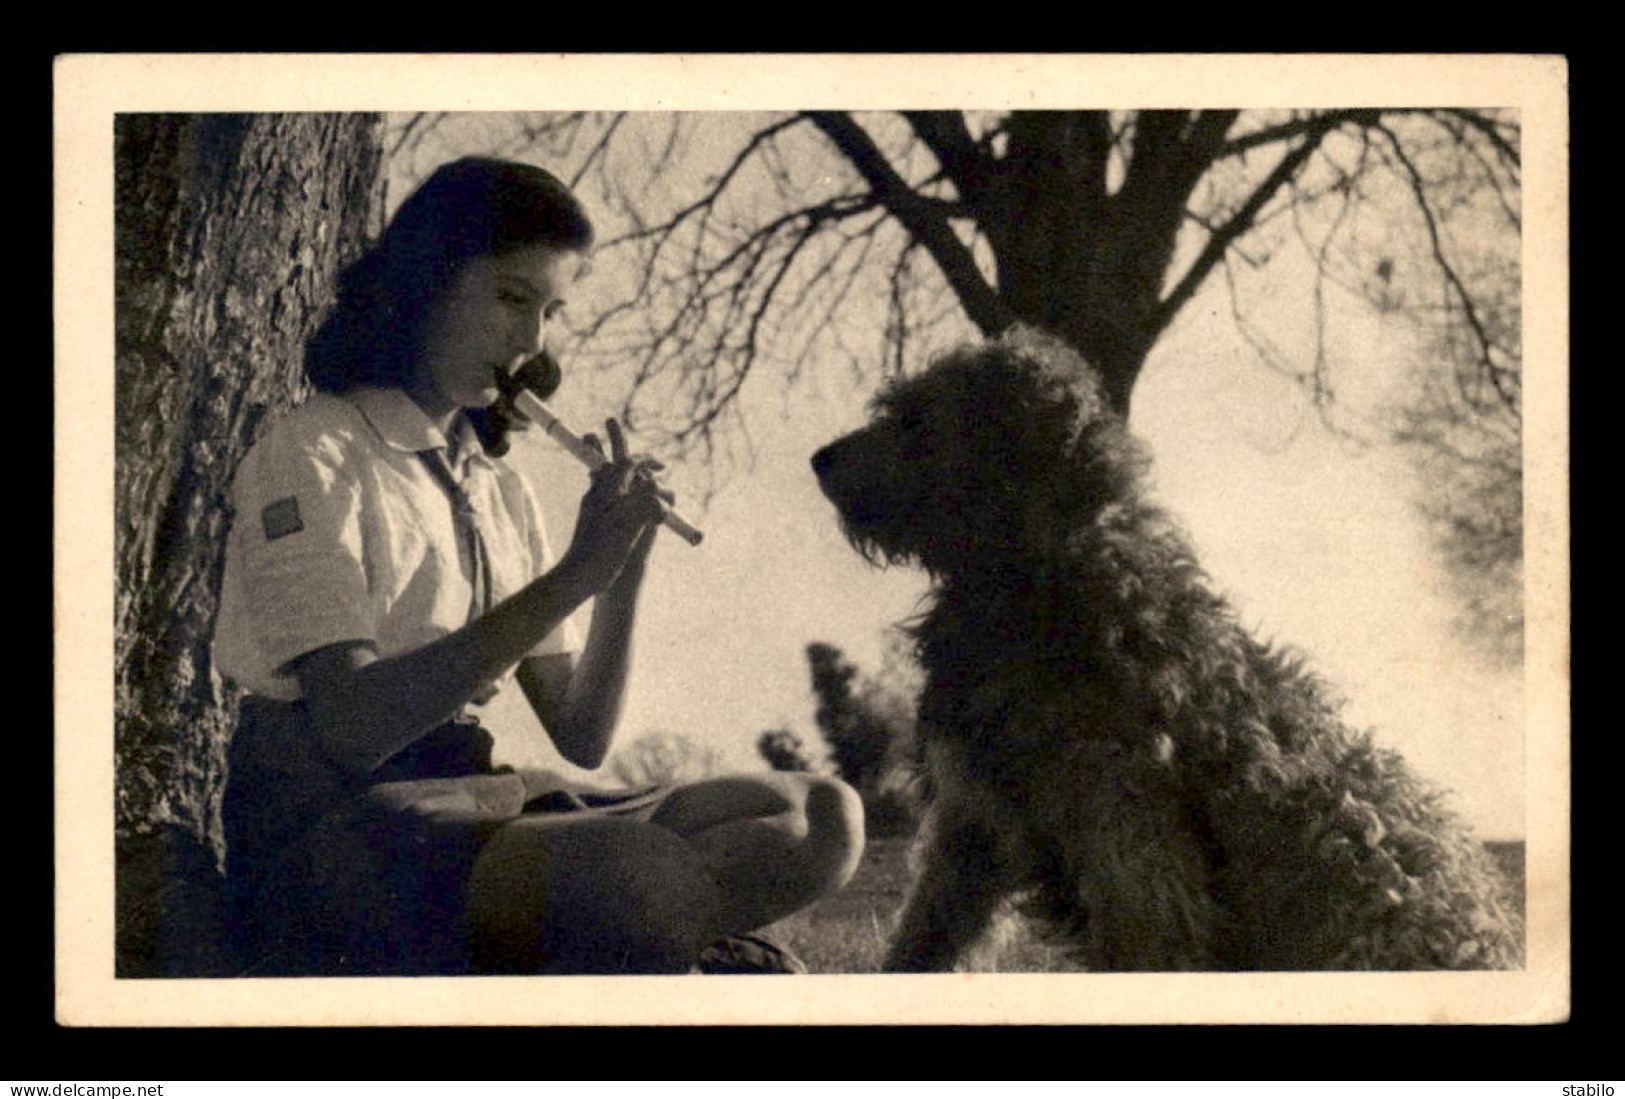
[{"x1": 395, "y1": 113, "x2": 1526, "y2": 841}]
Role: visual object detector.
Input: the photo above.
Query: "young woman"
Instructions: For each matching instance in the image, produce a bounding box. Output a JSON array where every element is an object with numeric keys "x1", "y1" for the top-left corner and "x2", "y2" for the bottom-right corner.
[{"x1": 214, "y1": 157, "x2": 864, "y2": 976}]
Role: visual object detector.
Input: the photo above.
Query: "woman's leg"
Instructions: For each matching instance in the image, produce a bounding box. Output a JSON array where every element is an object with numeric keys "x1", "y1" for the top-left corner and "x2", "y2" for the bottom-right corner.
[
  {"x1": 650, "y1": 772, "x2": 866, "y2": 934},
  {"x1": 464, "y1": 772, "x2": 865, "y2": 974},
  {"x1": 464, "y1": 814, "x2": 724, "y2": 974}
]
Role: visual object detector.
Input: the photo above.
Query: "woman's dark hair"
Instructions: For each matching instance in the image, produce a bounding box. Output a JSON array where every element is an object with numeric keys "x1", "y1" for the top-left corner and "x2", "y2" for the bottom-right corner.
[{"x1": 305, "y1": 157, "x2": 594, "y2": 454}]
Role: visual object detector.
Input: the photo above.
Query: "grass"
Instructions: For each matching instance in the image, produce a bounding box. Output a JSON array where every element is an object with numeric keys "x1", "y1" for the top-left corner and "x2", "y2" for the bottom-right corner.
[
  {"x1": 761, "y1": 835, "x2": 1079, "y2": 974},
  {"x1": 118, "y1": 823, "x2": 1527, "y2": 977},
  {"x1": 763, "y1": 835, "x2": 1530, "y2": 975},
  {"x1": 759, "y1": 835, "x2": 907, "y2": 974}
]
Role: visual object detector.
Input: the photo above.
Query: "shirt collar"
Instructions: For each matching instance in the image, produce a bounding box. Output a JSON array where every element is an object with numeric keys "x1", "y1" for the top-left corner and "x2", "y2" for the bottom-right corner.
[{"x1": 348, "y1": 386, "x2": 488, "y2": 470}]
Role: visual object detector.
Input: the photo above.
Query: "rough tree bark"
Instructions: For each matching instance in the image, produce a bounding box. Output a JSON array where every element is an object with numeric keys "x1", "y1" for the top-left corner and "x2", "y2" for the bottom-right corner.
[{"x1": 114, "y1": 113, "x2": 384, "y2": 975}]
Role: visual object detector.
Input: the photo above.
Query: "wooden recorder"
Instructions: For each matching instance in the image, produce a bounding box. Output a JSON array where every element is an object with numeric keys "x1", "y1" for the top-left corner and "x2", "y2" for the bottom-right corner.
[{"x1": 504, "y1": 354, "x2": 704, "y2": 547}]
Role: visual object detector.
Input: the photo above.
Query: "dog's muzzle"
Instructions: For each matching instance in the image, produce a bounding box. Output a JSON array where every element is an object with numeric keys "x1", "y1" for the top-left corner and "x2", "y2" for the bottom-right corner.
[
  {"x1": 809, "y1": 441, "x2": 840, "y2": 479},
  {"x1": 810, "y1": 438, "x2": 856, "y2": 513},
  {"x1": 811, "y1": 438, "x2": 862, "y2": 509},
  {"x1": 812, "y1": 437, "x2": 892, "y2": 533},
  {"x1": 810, "y1": 440, "x2": 844, "y2": 494}
]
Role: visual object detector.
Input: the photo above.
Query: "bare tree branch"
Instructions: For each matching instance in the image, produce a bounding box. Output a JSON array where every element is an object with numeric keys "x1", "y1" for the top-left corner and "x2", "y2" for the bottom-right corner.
[
  {"x1": 783, "y1": 209, "x2": 893, "y2": 386},
  {"x1": 1183, "y1": 109, "x2": 1243, "y2": 165},
  {"x1": 388, "y1": 112, "x2": 446, "y2": 160},
  {"x1": 1219, "y1": 108, "x2": 1413, "y2": 159},
  {"x1": 1375, "y1": 121, "x2": 1520, "y2": 414},
  {"x1": 672, "y1": 211, "x2": 828, "y2": 446},
  {"x1": 806, "y1": 111, "x2": 1011, "y2": 336},
  {"x1": 1157, "y1": 111, "x2": 1367, "y2": 331},
  {"x1": 600, "y1": 114, "x2": 809, "y2": 249},
  {"x1": 568, "y1": 111, "x2": 627, "y2": 191},
  {"x1": 596, "y1": 185, "x2": 885, "y2": 454},
  {"x1": 1425, "y1": 110, "x2": 1522, "y2": 229},
  {"x1": 901, "y1": 111, "x2": 990, "y2": 205},
  {"x1": 1436, "y1": 108, "x2": 1521, "y2": 172}
]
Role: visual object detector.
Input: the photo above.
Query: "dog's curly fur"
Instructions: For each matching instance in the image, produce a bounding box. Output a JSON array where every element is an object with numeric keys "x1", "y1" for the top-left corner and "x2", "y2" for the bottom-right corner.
[{"x1": 812, "y1": 328, "x2": 1523, "y2": 972}]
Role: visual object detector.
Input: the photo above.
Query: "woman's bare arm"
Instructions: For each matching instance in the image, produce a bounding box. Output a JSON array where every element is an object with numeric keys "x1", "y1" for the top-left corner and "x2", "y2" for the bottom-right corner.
[
  {"x1": 515, "y1": 520, "x2": 653, "y2": 769},
  {"x1": 294, "y1": 560, "x2": 601, "y2": 774}
]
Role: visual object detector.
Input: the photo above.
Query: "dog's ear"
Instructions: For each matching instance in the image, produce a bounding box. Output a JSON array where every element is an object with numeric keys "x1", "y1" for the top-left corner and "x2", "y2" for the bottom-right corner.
[
  {"x1": 1051, "y1": 389, "x2": 1152, "y2": 527},
  {"x1": 1083, "y1": 421, "x2": 1155, "y2": 525},
  {"x1": 989, "y1": 326, "x2": 1149, "y2": 522},
  {"x1": 996, "y1": 324, "x2": 1115, "y2": 417}
]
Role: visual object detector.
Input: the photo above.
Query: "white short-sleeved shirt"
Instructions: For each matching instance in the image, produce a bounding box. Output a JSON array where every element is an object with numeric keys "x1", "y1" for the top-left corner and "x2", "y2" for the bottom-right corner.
[{"x1": 213, "y1": 385, "x2": 578, "y2": 702}]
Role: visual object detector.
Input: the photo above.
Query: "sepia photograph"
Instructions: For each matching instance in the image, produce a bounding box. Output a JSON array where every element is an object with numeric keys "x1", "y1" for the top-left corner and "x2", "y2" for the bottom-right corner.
[{"x1": 54, "y1": 53, "x2": 1569, "y2": 1026}]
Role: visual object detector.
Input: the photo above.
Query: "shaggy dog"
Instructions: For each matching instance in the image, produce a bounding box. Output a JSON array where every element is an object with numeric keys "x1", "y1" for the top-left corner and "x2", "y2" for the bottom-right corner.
[{"x1": 811, "y1": 328, "x2": 1523, "y2": 972}]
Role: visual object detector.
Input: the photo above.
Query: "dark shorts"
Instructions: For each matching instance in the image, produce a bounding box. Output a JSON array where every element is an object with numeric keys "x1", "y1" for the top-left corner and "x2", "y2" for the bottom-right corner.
[{"x1": 223, "y1": 698, "x2": 667, "y2": 976}]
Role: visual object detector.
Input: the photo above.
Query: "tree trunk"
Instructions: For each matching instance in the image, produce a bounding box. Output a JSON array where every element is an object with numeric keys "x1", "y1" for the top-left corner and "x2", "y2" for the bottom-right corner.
[
  {"x1": 936, "y1": 110, "x2": 1232, "y2": 418},
  {"x1": 114, "y1": 113, "x2": 384, "y2": 975}
]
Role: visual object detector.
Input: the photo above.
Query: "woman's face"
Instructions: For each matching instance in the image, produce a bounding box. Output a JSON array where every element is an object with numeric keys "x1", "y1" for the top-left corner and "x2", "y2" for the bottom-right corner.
[{"x1": 411, "y1": 243, "x2": 585, "y2": 419}]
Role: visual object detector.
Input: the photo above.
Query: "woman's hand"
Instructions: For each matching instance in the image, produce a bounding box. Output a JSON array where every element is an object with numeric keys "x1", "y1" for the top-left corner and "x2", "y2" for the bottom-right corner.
[{"x1": 556, "y1": 419, "x2": 673, "y2": 596}]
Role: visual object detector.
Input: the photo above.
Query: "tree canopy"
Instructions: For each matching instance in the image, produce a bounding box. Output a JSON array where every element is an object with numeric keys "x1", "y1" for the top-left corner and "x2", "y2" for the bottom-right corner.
[
  {"x1": 392, "y1": 107, "x2": 1523, "y2": 659},
  {"x1": 395, "y1": 110, "x2": 1517, "y2": 439}
]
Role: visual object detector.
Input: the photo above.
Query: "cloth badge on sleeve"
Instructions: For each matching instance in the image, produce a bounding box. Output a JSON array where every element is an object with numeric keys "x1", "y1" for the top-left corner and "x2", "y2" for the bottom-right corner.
[{"x1": 262, "y1": 496, "x2": 305, "y2": 541}]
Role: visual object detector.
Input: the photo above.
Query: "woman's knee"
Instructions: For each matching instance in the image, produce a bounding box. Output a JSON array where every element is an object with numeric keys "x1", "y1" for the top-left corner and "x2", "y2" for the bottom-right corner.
[
  {"x1": 465, "y1": 816, "x2": 723, "y2": 974},
  {"x1": 800, "y1": 776, "x2": 866, "y2": 895}
]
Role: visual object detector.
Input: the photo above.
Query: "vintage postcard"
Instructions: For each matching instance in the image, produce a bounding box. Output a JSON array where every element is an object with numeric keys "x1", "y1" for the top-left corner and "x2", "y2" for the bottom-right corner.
[{"x1": 54, "y1": 53, "x2": 1569, "y2": 1026}]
